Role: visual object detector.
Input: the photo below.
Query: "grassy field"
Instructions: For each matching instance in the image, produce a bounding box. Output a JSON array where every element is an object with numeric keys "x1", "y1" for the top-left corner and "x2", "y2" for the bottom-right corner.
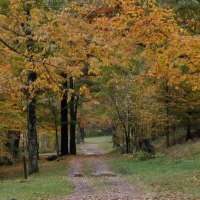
[
  {"x1": 0, "y1": 157, "x2": 73, "y2": 200},
  {"x1": 84, "y1": 135, "x2": 112, "y2": 144},
  {"x1": 78, "y1": 135, "x2": 114, "y2": 154},
  {"x1": 109, "y1": 140, "x2": 200, "y2": 199}
]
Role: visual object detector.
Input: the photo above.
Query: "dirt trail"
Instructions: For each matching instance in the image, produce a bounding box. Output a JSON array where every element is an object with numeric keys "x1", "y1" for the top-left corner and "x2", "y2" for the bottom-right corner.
[
  {"x1": 63, "y1": 143, "x2": 144, "y2": 200},
  {"x1": 62, "y1": 142, "x2": 195, "y2": 200}
]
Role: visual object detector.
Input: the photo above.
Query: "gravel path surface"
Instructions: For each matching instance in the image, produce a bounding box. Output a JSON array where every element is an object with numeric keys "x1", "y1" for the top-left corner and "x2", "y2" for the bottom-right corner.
[
  {"x1": 62, "y1": 144, "x2": 195, "y2": 200},
  {"x1": 63, "y1": 144, "x2": 143, "y2": 200},
  {"x1": 64, "y1": 156, "x2": 143, "y2": 200}
]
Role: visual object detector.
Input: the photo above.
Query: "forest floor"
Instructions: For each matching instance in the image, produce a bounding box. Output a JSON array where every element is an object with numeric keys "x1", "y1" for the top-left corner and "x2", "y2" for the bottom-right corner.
[
  {"x1": 64, "y1": 136, "x2": 200, "y2": 200},
  {"x1": 65, "y1": 144, "x2": 142, "y2": 200},
  {"x1": 1, "y1": 136, "x2": 200, "y2": 200},
  {"x1": 0, "y1": 155, "x2": 73, "y2": 200}
]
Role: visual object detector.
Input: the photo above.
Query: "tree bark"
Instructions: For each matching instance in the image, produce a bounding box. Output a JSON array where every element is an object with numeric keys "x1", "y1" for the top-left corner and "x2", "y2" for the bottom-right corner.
[
  {"x1": 21, "y1": 2, "x2": 39, "y2": 174},
  {"x1": 23, "y1": 156, "x2": 28, "y2": 179},
  {"x1": 77, "y1": 122, "x2": 81, "y2": 145},
  {"x1": 54, "y1": 115, "x2": 59, "y2": 159},
  {"x1": 60, "y1": 80, "x2": 69, "y2": 155},
  {"x1": 22, "y1": 132, "x2": 28, "y2": 179},
  {"x1": 27, "y1": 70, "x2": 39, "y2": 174},
  {"x1": 125, "y1": 135, "x2": 130, "y2": 154},
  {"x1": 186, "y1": 108, "x2": 193, "y2": 141},
  {"x1": 165, "y1": 82, "x2": 170, "y2": 147},
  {"x1": 51, "y1": 102, "x2": 59, "y2": 159},
  {"x1": 77, "y1": 121, "x2": 85, "y2": 144},
  {"x1": 69, "y1": 77, "x2": 77, "y2": 155}
]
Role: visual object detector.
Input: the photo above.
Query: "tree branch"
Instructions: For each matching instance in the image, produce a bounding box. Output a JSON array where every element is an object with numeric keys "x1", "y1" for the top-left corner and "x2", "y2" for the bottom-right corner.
[{"x1": 1, "y1": 26, "x2": 25, "y2": 37}]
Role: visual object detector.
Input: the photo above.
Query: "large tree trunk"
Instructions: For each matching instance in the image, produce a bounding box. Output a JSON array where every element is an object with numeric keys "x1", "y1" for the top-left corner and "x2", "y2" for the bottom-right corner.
[
  {"x1": 27, "y1": 70, "x2": 39, "y2": 174},
  {"x1": 21, "y1": 2, "x2": 39, "y2": 174},
  {"x1": 69, "y1": 77, "x2": 77, "y2": 155},
  {"x1": 60, "y1": 80, "x2": 69, "y2": 155}
]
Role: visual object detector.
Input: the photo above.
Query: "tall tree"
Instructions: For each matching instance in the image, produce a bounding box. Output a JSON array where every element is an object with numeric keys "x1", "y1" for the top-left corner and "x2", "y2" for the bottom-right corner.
[
  {"x1": 27, "y1": 70, "x2": 39, "y2": 173},
  {"x1": 60, "y1": 77, "x2": 69, "y2": 155},
  {"x1": 69, "y1": 77, "x2": 77, "y2": 155}
]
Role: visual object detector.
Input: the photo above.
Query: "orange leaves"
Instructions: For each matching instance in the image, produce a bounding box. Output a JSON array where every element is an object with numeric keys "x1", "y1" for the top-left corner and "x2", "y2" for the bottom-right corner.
[
  {"x1": 95, "y1": 0, "x2": 200, "y2": 98},
  {"x1": 79, "y1": 85, "x2": 88, "y2": 95}
]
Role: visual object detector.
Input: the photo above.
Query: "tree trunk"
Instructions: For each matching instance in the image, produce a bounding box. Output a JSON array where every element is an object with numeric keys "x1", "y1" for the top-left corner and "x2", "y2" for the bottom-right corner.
[
  {"x1": 51, "y1": 105, "x2": 59, "y2": 158},
  {"x1": 165, "y1": 82, "x2": 170, "y2": 147},
  {"x1": 55, "y1": 115, "x2": 59, "y2": 159},
  {"x1": 124, "y1": 123, "x2": 130, "y2": 154},
  {"x1": 27, "y1": 70, "x2": 39, "y2": 174},
  {"x1": 186, "y1": 108, "x2": 193, "y2": 141},
  {"x1": 125, "y1": 135, "x2": 129, "y2": 154},
  {"x1": 77, "y1": 122, "x2": 81, "y2": 145},
  {"x1": 60, "y1": 80, "x2": 69, "y2": 155},
  {"x1": 23, "y1": 156, "x2": 28, "y2": 179},
  {"x1": 136, "y1": 138, "x2": 154, "y2": 153},
  {"x1": 7, "y1": 130, "x2": 21, "y2": 158},
  {"x1": 125, "y1": 109, "x2": 131, "y2": 154},
  {"x1": 36, "y1": 129, "x2": 39, "y2": 160},
  {"x1": 22, "y1": 132, "x2": 28, "y2": 179},
  {"x1": 70, "y1": 77, "x2": 77, "y2": 155},
  {"x1": 21, "y1": 2, "x2": 39, "y2": 174},
  {"x1": 166, "y1": 119, "x2": 170, "y2": 147},
  {"x1": 77, "y1": 120, "x2": 85, "y2": 145}
]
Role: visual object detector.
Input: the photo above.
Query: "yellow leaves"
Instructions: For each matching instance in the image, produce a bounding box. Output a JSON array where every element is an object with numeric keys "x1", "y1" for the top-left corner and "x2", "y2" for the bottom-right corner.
[
  {"x1": 192, "y1": 86, "x2": 198, "y2": 91},
  {"x1": 79, "y1": 85, "x2": 91, "y2": 100},
  {"x1": 124, "y1": 3, "x2": 199, "y2": 89},
  {"x1": 62, "y1": 66, "x2": 84, "y2": 78},
  {"x1": 79, "y1": 85, "x2": 88, "y2": 95},
  {"x1": 1, "y1": 0, "x2": 199, "y2": 104},
  {"x1": 88, "y1": 65, "x2": 101, "y2": 76}
]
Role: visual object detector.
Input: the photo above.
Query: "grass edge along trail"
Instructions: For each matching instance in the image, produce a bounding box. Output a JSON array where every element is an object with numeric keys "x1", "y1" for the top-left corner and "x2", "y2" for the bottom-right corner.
[
  {"x1": 0, "y1": 157, "x2": 73, "y2": 200},
  {"x1": 109, "y1": 153, "x2": 200, "y2": 199}
]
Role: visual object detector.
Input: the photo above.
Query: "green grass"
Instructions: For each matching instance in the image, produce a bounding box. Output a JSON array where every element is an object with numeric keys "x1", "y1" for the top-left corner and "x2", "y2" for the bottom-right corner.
[
  {"x1": 77, "y1": 135, "x2": 114, "y2": 154},
  {"x1": 84, "y1": 135, "x2": 112, "y2": 144},
  {"x1": 162, "y1": 140, "x2": 200, "y2": 160},
  {"x1": 109, "y1": 155, "x2": 200, "y2": 198},
  {"x1": 0, "y1": 158, "x2": 73, "y2": 200}
]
